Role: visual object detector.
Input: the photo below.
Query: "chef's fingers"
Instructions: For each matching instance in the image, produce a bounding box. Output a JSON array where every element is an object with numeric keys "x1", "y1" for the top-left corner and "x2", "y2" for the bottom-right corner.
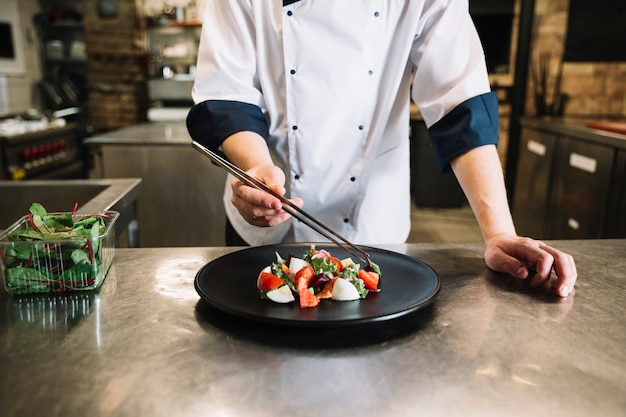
[
  {"x1": 486, "y1": 236, "x2": 547, "y2": 278},
  {"x1": 504, "y1": 238, "x2": 577, "y2": 298},
  {"x1": 486, "y1": 236, "x2": 577, "y2": 298},
  {"x1": 525, "y1": 241, "x2": 556, "y2": 288},
  {"x1": 249, "y1": 197, "x2": 304, "y2": 226},
  {"x1": 230, "y1": 168, "x2": 285, "y2": 211},
  {"x1": 233, "y1": 180, "x2": 283, "y2": 210},
  {"x1": 537, "y1": 242, "x2": 577, "y2": 297}
]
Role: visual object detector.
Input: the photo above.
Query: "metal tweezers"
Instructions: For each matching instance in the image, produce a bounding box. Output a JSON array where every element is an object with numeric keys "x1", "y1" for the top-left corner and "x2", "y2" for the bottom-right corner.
[{"x1": 191, "y1": 140, "x2": 369, "y2": 264}]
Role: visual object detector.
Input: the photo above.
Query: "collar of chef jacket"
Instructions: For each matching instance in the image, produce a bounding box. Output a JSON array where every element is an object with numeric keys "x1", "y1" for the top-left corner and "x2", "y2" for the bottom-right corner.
[{"x1": 192, "y1": 1, "x2": 492, "y2": 245}]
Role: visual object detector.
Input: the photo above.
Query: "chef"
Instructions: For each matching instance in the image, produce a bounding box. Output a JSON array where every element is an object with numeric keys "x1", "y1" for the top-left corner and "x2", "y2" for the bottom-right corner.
[{"x1": 187, "y1": 0, "x2": 577, "y2": 297}]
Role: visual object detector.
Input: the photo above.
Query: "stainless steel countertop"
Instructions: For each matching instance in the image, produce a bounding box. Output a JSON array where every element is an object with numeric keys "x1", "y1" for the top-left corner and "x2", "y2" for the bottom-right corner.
[
  {"x1": 1, "y1": 240, "x2": 624, "y2": 417},
  {"x1": 84, "y1": 121, "x2": 190, "y2": 146}
]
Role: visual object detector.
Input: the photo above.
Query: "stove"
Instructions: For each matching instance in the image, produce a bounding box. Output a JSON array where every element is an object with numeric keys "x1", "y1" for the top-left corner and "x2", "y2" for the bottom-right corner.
[{"x1": 0, "y1": 112, "x2": 85, "y2": 180}]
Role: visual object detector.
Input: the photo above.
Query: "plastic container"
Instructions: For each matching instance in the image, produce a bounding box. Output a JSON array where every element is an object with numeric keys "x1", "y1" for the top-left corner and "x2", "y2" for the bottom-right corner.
[{"x1": 0, "y1": 211, "x2": 119, "y2": 294}]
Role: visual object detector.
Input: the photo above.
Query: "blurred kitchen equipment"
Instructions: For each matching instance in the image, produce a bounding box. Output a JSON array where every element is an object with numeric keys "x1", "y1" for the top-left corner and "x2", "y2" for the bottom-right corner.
[
  {"x1": 69, "y1": 40, "x2": 86, "y2": 59},
  {"x1": 532, "y1": 52, "x2": 569, "y2": 116},
  {"x1": 0, "y1": 111, "x2": 84, "y2": 180},
  {"x1": 97, "y1": 0, "x2": 118, "y2": 18},
  {"x1": 146, "y1": 23, "x2": 199, "y2": 105},
  {"x1": 162, "y1": 65, "x2": 173, "y2": 79},
  {"x1": 0, "y1": 74, "x2": 9, "y2": 113},
  {"x1": 175, "y1": 6, "x2": 185, "y2": 22},
  {"x1": 45, "y1": 40, "x2": 65, "y2": 59}
]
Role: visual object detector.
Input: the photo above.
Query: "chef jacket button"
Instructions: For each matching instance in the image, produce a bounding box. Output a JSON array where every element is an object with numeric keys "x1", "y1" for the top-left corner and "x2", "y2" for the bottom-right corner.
[
  {"x1": 368, "y1": 70, "x2": 374, "y2": 76},
  {"x1": 287, "y1": 10, "x2": 293, "y2": 16},
  {"x1": 350, "y1": 176, "x2": 356, "y2": 182},
  {"x1": 343, "y1": 218, "x2": 350, "y2": 223},
  {"x1": 292, "y1": 125, "x2": 298, "y2": 130},
  {"x1": 374, "y1": 11, "x2": 380, "y2": 17},
  {"x1": 290, "y1": 69, "x2": 296, "y2": 75},
  {"x1": 294, "y1": 174, "x2": 300, "y2": 180},
  {"x1": 358, "y1": 125, "x2": 364, "y2": 130}
]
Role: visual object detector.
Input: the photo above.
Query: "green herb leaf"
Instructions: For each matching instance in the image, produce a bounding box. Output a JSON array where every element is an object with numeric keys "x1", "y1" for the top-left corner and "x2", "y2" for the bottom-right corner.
[
  {"x1": 31, "y1": 214, "x2": 50, "y2": 234},
  {"x1": 309, "y1": 256, "x2": 338, "y2": 276},
  {"x1": 29, "y1": 202, "x2": 47, "y2": 217},
  {"x1": 367, "y1": 259, "x2": 382, "y2": 277},
  {"x1": 7, "y1": 266, "x2": 50, "y2": 282},
  {"x1": 8, "y1": 229, "x2": 43, "y2": 241},
  {"x1": 43, "y1": 213, "x2": 73, "y2": 230},
  {"x1": 70, "y1": 248, "x2": 90, "y2": 265},
  {"x1": 346, "y1": 276, "x2": 369, "y2": 298},
  {"x1": 339, "y1": 263, "x2": 359, "y2": 279}
]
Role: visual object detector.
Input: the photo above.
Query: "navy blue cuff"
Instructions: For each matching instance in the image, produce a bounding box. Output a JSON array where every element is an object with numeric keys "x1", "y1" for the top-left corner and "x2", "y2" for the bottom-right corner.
[
  {"x1": 427, "y1": 92, "x2": 499, "y2": 172},
  {"x1": 186, "y1": 100, "x2": 269, "y2": 152}
]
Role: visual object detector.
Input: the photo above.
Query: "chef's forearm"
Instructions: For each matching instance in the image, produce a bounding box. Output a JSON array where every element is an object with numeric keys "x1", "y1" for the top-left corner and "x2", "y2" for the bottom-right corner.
[
  {"x1": 450, "y1": 144, "x2": 517, "y2": 241},
  {"x1": 221, "y1": 131, "x2": 275, "y2": 172}
]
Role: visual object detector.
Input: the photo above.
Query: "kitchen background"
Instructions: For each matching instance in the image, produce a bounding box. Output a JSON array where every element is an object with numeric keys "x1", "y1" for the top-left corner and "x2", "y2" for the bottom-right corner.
[
  {"x1": 1, "y1": 0, "x2": 625, "y2": 245},
  {"x1": 4, "y1": 0, "x2": 625, "y2": 146}
]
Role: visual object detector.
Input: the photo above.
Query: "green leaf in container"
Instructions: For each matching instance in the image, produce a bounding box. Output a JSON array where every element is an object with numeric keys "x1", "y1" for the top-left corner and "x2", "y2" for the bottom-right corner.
[
  {"x1": 71, "y1": 226, "x2": 90, "y2": 238},
  {"x1": 31, "y1": 214, "x2": 49, "y2": 233},
  {"x1": 70, "y1": 248, "x2": 90, "y2": 265},
  {"x1": 8, "y1": 230, "x2": 43, "y2": 241},
  {"x1": 73, "y1": 216, "x2": 99, "y2": 229},
  {"x1": 7, "y1": 266, "x2": 50, "y2": 282},
  {"x1": 89, "y1": 222, "x2": 101, "y2": 253},
  {"x1": 29, "y1": 202, "x2": 48, "y2": 217},
  {"x1": 59, "y1": 261, "x2": 97, "y2": 284},
  {"x1": 43, "y1": 213, "x2": 73, "y2": 230},
  {"x1": 42, "y1": 231, "x2": 81, "y2": 240},
  {"x1": 8, "y1": 245, "x2": 36, "y2": 261}
]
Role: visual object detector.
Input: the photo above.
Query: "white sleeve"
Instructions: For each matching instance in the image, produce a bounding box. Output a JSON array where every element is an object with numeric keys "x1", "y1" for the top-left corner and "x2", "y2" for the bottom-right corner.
[
  {"x1": 410, "y1": 0, "x2": 491, "y2": 127},
  {"x1": 191, "y1": 0, "x2": 263, "y2": 107}
]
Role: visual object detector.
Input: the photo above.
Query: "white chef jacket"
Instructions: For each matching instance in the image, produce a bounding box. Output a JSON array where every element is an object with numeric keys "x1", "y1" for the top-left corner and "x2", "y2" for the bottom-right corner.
[{"x1": 188, "y1": 0, "x2": 498, "y2": 245}]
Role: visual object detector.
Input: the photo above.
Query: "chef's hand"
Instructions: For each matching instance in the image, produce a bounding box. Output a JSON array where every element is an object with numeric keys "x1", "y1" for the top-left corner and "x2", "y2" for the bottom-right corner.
[
  {"x1": 484, "y1": 233, "x2": 577, "y2": 297},
  {"x1": 230, "y1": 164, "x2": 304, "y2": 227}
]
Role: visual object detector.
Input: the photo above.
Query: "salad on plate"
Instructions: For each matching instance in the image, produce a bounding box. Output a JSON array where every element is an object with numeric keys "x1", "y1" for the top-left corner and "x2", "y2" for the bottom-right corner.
[{"x1": 257, "y1": 245, "x2": 381, "y2": 308}]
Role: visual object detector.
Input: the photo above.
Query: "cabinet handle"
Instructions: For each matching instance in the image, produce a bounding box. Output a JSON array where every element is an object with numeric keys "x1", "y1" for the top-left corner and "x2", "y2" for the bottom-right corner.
[
  {"x1": 527, "y1": 140, "x2": 546, "y2": 156},
  {"x1": 569, "y1": 152, "x2": 597, "y2": 174},
  {"x1": 568, "y1": 217, "x2": 580, "y2": 231}
]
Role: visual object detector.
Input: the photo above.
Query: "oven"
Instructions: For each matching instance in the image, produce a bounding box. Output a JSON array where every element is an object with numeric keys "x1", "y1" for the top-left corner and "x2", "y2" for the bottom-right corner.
[{"x1": 0, "y1": 112, "x2": 86, "y2": 180}]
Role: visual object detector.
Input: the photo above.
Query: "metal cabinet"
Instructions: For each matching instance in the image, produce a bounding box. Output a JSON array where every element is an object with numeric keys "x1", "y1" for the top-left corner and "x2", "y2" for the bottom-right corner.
[
  {"x1": 86, "y1": 123, "x2": 228, "y2": 247},
  {"x1": 548, "y1": 137, "x2": 614, "y2": 239},
  {"x1": 512, "y1": 128, "x2": 557, "y2": 239},
  {"x1": 514, "y1": 122, "x2": 626, "y2": 239}
]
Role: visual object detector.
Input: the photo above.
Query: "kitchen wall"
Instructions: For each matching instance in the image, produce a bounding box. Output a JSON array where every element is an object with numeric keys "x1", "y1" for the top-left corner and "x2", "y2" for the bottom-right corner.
[
  {"x1": 1, "y1": 0, "x2": 42, "y2": 113},
  {"x1": 529, "y1": 0, "x2": 626, "y2": 118}
]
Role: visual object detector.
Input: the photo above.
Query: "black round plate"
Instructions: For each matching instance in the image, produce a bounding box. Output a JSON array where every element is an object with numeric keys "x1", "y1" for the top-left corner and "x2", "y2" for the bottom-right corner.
[{"x1": 194, "y1": 244, "x2": 440, "y2": 328}]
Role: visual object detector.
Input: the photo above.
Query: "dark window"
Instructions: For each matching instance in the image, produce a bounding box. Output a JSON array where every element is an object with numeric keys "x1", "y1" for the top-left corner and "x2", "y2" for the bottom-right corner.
[
  {"x1": 0, "y1": 23, "x2": 15, "y2": 59},
  {"x1": 564, "y1": 0, "x2": 626, "y2": 62},
  {"x1": 470, "y1": 0, "x2": 516, "y2": 74}
]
